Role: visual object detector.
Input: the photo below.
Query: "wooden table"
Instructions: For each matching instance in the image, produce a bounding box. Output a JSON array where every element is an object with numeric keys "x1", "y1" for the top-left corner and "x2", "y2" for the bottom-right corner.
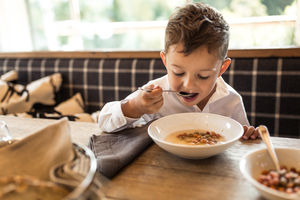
[
  {"x1": 1, "y1": 115, "x2": 300, "y2": 200},
  {"x1": 0, "y1": 115, "x2": 101, "y2": 146}
]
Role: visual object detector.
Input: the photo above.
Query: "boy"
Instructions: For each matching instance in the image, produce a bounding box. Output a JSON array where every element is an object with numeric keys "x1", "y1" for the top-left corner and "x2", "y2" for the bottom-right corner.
[{"x1": 98, "y1": 2, "x2": 258, "y2": 140}]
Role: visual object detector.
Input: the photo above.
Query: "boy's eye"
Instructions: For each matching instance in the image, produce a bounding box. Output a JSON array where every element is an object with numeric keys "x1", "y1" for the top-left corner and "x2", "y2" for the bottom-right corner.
[
  {"x1": 197, "y1": 74, "x2": 209, "y2": 80},
  {"x1": 173, "y1": 72, "x2": 184, "y2": 77}
]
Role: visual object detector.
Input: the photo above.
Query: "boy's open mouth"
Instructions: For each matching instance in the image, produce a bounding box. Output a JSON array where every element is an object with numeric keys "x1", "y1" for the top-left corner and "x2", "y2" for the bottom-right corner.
[{"x1": 177, "y1": 91, "x2": 198, "y2": 98}]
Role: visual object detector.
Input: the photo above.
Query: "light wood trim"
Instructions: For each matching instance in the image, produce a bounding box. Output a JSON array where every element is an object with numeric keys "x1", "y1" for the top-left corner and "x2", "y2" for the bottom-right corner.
[
  {"x1": 0, "y1": 48, "x2": 299, "y2": 59},
  {"x1": 0, "y1": 51, "x2": 161, "y2": 59},
  {"x1": 228, "y1": 48, "x2": 300, "y2": 58}
]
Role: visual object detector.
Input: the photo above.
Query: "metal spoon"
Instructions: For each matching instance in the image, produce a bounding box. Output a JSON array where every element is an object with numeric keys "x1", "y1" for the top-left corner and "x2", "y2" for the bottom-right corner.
[
  {"x1": 258, "y1": 125, "x2": 280, "y2": 172},
  {"x1": 138, "y1": 87, "x2": 175, "y2": 93},
  {"x1": 259, "y1": 126, "x2": 300, "y2": 198},
  {"x1": 138, "y1": 87, "x2": 193, "y2": 97}
]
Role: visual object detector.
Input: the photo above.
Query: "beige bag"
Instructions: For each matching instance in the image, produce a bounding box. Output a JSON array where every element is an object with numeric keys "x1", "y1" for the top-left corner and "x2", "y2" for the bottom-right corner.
[
  {"x1": 0, "y1": 118, "x2": 104, "y2": 200},
  {"x1": 0, "y1": 118, "x2": 74, "y2": 180}
]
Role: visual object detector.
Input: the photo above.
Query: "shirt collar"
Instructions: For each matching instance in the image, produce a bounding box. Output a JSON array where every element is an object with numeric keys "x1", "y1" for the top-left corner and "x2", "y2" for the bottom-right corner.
[{"x1": 206, "y1": 77, "x2": 230, "y2": 105}]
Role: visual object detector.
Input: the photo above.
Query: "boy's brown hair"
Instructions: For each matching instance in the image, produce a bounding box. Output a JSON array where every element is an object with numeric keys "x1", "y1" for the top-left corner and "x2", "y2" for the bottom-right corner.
[{"x1": 164, "y1": 2, "x2": 229, "y2": 60}]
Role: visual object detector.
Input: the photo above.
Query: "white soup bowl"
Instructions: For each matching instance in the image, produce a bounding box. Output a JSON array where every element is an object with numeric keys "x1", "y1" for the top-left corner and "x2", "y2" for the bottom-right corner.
[
  {"x1": 148, "y1": 112, "x2": 244, "y2": 159},
  {"x1": 240, "y1": 148, "x2": 300, "y2": 200}
]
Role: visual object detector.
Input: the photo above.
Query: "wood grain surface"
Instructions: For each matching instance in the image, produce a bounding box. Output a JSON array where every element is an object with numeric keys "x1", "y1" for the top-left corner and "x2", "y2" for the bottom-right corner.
[
  {"x1": 102, "y1": 138, "x2": 300, "y2": 200},
  {"x1": 0, "y1": 115, "x2": 101, "y2": 146},
  {"x1": 1, "y1": 115, "x2": 299, "y2": 200}
]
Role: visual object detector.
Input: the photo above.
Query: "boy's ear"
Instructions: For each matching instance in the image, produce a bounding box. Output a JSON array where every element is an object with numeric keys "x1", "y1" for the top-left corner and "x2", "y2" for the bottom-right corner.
[
  {"x1": 160, "y1": 51, "x2": 167, "y2": 67},
  {"x1": 218, "y1": 58, "x2": 231, "y2": 77}
]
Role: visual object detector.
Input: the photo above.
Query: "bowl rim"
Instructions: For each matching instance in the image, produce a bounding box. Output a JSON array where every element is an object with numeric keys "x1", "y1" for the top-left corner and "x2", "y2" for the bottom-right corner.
[
  {"x1": 239, "y1": 147, "x2": 300, "y2": 199},
  {"x1": 147, "y1": 112, "x2": 243, "y2": 149}
]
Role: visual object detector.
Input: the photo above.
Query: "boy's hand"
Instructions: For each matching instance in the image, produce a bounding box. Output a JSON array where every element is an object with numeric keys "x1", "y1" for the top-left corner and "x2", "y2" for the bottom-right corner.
[
  {"x1": 242, "y1": 125, "x2": 260, "y2": 140},
  {"x1": 122, "y1": 85, "x2": 163, "y2": 118}
]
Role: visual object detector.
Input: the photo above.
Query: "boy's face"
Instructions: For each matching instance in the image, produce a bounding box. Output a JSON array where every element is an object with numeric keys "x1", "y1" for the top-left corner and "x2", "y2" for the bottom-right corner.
[{"x1": 160, "y1": 43, "x2": 230, "y2": 108}]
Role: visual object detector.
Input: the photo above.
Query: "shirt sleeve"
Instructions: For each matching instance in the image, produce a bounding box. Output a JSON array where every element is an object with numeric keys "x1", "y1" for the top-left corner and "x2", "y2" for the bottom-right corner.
[
  {"x1": 98, "y1": 100, "x2": 140, "y2": 132},
  {"x1": 97, "y1": 76, "x2": 167, "y2": 132},
  {"x1": 231, "y1": 100, "x2": 250, "y2": 126}
]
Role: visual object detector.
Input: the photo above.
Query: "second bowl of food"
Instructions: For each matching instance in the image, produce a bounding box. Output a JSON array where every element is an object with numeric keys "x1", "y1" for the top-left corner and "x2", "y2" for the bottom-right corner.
[
  {"x1": 240, "y1": 148, "x2": 300, "y2": 200},
  {"x1": 147, "y1": 112, "x2": 244, "y2": 159}
]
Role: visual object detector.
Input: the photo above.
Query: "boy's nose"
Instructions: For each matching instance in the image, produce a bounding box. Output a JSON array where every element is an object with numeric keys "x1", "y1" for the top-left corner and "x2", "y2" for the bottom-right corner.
[{"x1": 182, "y1": 76, "x2": 195, "y2": 89}]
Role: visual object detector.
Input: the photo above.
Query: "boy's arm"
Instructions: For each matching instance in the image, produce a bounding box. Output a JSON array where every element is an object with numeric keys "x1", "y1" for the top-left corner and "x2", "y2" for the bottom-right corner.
[
  {"x1": 121, "y1": 99, "x2": 144, "y2": 118},
  {"x1": 122, "y1": 85, "x2": 163, "y2": 118},
  {"x1": 231, "y1": 102, "x2": 250, "y2": 127},
  {"x1": 229, "y1": 98, "x2": 259, "y2": 140},
  {"x1": 98, "y1": 100, "x2": 139, "y2": 132},
  {"x1": 98, "y1": 84, "x2": 163, "y2": 132},
  {"x1": 232, "y1": 101, "x2": 259, "y2": 140}
]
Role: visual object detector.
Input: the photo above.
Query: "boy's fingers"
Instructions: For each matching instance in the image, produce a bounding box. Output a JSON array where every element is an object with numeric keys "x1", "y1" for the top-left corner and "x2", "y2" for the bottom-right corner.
[
  {"x1": 242, "y1": 126, "x2": 255, "y2": 140},
  {"x1": 153, "y1": 85, "x2": 161, "y2": 89},
  {"x1": 153, "y1": 98, "x2": 164, "y2": 109},
  {"x1": 143, "y1": 84, "x2": 160, "y2": 92},
  {"x1": 142, "y1": 95, "x2": 163, "y2": 114},
  {"x1": 145, "y1": 84, "x2": 155, "y2": 91},
  {"x1": 141, "y1": 90, "x2": 163, "y2": 107},
  {"x1": 147, "y1": 94, "x2": 163, "y2": 105},
  {"x1": 250, "y1": 129, "x2": 259, "y2": 139},
  {"x1": 154, "y1": 95, "x2": 163, "y2": 103},
  {"x1": 143, "y1": 88, "x2": 163, "y2": 99},
  {"x1": 150, "y1": 87, "x2": 163, "y2": 96},
  {"x1": 242, "y1": 125, "x2": 248, "y2": 139},
  {"x1": 250, "y1": 127, "x2": 260, "y2": 139}
]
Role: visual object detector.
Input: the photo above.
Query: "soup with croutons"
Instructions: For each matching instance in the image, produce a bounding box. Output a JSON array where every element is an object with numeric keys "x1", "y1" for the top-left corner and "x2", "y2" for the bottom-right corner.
[
  {"x1": 164, "y1": 129, "x2": 224, "y2": 145},
  {"x1": 258, "y1": 166, "x2": 300, "y2": 194}
]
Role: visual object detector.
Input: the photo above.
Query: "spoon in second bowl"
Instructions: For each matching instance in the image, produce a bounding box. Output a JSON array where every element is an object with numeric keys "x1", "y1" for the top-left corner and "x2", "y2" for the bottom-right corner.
[{"x1": 258, "y1": 125, "x2": 281, "y2": 172}]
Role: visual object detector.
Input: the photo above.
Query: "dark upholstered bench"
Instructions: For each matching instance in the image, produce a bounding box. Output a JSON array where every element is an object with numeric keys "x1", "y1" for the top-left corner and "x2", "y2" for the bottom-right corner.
[{"x1": 0, "y1": 50, "x2": 299, "y2": 138}]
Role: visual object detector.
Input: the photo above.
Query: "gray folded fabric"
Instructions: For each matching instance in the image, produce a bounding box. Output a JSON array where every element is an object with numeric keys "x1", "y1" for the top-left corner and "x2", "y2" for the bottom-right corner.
[{"x1": 88, "y1": 123, "x2": 153, "y2": 178}]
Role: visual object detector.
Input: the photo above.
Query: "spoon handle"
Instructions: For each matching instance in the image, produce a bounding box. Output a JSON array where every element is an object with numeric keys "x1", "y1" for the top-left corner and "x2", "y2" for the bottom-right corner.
[
  {"x1": 258, "y1": 125, "x2": 281, "y2": 172},
  {"x1": 138, "y1": 87, "x2": 176, "y2": 93}
]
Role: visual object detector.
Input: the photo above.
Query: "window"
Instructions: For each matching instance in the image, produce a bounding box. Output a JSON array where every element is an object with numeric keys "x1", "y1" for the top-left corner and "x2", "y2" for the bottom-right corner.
[{"x1": 0, "y1": 0, "x2": 299, "y2": 51}]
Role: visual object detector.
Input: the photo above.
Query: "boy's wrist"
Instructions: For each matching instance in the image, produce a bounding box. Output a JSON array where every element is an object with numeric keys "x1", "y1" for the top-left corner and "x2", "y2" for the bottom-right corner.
[{"x1": 121, "y1": 99, "x2": 144, "y2": 118}]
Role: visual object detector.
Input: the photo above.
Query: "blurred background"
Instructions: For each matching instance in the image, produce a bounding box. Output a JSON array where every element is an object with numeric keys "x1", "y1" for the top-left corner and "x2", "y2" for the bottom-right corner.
[{"x1": 0, "y1": 0, "x2": 299, "y2": 52}]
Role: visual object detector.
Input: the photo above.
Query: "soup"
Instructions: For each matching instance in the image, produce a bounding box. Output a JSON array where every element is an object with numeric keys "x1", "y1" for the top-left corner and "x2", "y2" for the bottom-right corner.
[
  {"x1": 165, "y1": 129, "x2": 224, "y2": 145},
  {"x1": 258, "y1": 166, "x2": 300, "y2": 194}
]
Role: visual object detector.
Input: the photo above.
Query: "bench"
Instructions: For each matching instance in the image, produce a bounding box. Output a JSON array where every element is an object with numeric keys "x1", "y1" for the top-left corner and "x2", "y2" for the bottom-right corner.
[{"x1": 0, "y1": 49, "x2": 299, "y2": 138}]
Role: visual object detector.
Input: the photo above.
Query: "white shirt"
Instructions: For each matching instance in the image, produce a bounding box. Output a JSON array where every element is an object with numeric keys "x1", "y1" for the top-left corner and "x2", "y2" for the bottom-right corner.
[{"x1": 98, "y1": 75, "x2": 249, "y2": 132}]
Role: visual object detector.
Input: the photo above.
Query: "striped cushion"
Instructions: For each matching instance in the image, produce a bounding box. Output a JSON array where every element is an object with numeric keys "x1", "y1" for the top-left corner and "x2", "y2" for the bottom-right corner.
[{"x1": 0, "y1": 57, "x2": 299, "y2": 138}]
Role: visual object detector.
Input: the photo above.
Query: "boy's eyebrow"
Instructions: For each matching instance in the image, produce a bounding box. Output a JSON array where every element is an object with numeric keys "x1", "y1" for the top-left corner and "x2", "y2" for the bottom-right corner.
[{"x1": 172, "y1": 64, "x2": 217, "y2": 72}]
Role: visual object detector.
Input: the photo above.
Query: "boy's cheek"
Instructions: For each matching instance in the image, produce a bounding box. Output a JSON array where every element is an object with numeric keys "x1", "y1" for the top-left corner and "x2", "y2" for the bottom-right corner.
[{"x1": 168, "y1": 79, "x2": 181, "y2": 91}]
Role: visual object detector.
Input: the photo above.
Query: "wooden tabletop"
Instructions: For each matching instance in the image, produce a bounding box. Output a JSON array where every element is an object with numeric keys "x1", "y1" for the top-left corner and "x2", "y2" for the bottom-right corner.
[
  {"x1": 0, "y1": 115, "x2": 101, "y2": 146},
  {"x1": 1, "y1": 115, "x2": 300, "y2": 200},
  {"x1": 102, "y1": 137, "x2": 300, "y2": 200}
]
